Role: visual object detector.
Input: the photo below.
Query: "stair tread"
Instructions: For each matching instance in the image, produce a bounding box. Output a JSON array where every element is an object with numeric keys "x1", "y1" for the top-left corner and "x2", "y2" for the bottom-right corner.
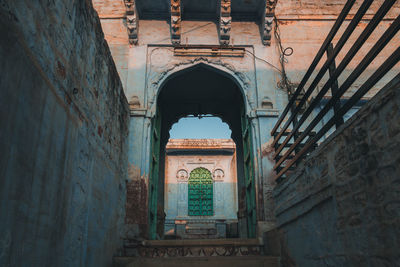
[
  {"x1": 142, "y1": 238, "x2": 261, "y2": 247},
  {"x1": 114, "y1": 256, "x2": 280, "y2": 267}
]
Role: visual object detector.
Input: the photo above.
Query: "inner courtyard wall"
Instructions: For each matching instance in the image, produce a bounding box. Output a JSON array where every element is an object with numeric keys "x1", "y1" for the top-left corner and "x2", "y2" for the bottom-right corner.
[{"x1": 164, "y1": 139, "x2": 238, "y2": 223}]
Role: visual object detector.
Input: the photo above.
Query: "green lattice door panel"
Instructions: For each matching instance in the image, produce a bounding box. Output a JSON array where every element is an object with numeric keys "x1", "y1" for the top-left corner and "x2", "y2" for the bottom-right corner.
[{"x1": 188, "y1": 167, "x2": 213, "y2": 216}]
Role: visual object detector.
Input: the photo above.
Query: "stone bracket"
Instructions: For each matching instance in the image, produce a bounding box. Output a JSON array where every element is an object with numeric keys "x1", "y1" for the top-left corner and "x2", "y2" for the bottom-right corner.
[
  {"x1": 261, "y1": 0, "x2": 278, "y2": 46},
  {"x1": 124, "y1": 0, "x2": 139, "y2": 45},
  {"x1": 219, "y1": 0, "x2": 232, "y2": 45},
  {"x1": 170, "y1": 0, "x2": 181, "y2": 45}
]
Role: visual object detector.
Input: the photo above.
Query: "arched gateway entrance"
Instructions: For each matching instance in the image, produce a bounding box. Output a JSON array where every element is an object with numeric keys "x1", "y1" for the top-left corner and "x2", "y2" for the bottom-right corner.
[{"x1": 147, "y1": 64, "x2": 257, "y2": 239}]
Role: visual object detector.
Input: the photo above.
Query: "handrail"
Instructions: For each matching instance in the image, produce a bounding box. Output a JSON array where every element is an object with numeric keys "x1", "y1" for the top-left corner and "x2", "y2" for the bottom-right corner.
[
  {"x1": 273, "y1": 0, "x2": 376, "y2": 158},
  {"x1": 272, "y1": 0, "x2": 400, "y2": 181},
  {"x1": 270, "y1": 0, "x2": 356, "y2": 137}
]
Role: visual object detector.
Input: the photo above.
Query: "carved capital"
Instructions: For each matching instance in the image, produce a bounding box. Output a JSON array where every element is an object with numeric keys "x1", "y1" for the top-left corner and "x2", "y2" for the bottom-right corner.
[
  {"x1": 219, "y1": 0, "x2": 231, "y2": 45},
  {"x1": 170, "y1": 0, "x2": 181, "y2": 45},
  {"x1": 266, "y1": 0, "x2": 278, "y2": 14},
  {"x1": 124, "y1": 0, "x2": 138, "y2": 45}
]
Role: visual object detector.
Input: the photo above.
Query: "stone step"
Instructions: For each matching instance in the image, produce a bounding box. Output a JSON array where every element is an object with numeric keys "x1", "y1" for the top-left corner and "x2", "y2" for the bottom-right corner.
[
  {"x1": 186, "y1": 223, "x2": 216, "y2": 229},
  {"x1": 181, "y1": 233, "x2": 218, "y2": 239},
  {"x1": 185, "y1": 228, "x2": 216, "y2": 235},
  {"x1": 114, "y1": 256, "x2": 280, "y2": 267},
  {"x1": 142, "y1": 238, "x2": 261, "y2": 247},
  {"x1": 123, "y1": 238, "x2": 266, "y2": 258}
]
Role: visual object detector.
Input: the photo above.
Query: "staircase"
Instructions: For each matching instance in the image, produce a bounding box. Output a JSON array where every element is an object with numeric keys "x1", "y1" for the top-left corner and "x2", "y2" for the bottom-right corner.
[
  {"x1": 114, "y1": 238, "x2": 280, "y2": 267},
  {"x1": 183, "y1": 223, "x2": 218, "y2": 239}
]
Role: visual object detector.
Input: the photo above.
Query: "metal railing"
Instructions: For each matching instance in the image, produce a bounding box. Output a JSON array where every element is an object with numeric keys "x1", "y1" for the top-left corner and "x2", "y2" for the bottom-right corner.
[{"x1": 271, "y1": 0, "x2": 400, "y2": 181}]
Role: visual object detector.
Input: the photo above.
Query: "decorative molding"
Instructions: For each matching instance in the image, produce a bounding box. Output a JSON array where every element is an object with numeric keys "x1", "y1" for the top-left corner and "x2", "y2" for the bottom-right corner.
[
  {"x1": 213, "y1": 169, "x2": 225, "y2": 181},
  {"x1": 133, "y1": 243, "x2": 262, "y2": 257},
  {"x1": 176, "y1": 169, "x2": 189, "y2": 182},
  {"x1": 129, "y1": 108, "x2": 147, "y2": 117},
  {"x1": 145, "y1": 56, "x2": 256, "y2": 115},
  {"x1": 124, "y1": 0, "x2": 138, "y2": 45},
  {"x1": 219, "y1": 0, "x2": 232, "y2": 45},
  {"x1": 170, "y1": 0, "x2": 181, "y2": 45},
  {"x1": 149, "y1": 57, "x2": 251, "y2": 99},
  {"x1": 129, "y1": 95, "x2": 141, "y2": 109},
  {"x1": 181, "y1": 139, "x2": 221, "y2": 147},
  {"x1": 261, "y1": 0, "x2": 278, "y2": 46},
  {"x1": 255, "y1": 108, "x2": 280, "y2": 118}
]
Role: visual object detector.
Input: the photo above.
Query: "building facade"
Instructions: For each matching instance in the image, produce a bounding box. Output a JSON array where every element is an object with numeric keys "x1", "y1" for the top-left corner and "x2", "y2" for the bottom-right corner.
[
  {"x1": 164, "y1": 139, "x2": 238, "y2": 238},
  {"x1": 92, "y1": 0, "x2": 400, "y2": 239}
]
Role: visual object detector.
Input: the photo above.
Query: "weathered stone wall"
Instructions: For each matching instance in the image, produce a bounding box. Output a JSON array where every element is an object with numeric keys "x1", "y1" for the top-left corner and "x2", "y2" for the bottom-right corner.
[
  {"x1": 0, "y1": 1, "x2": 129, "y2": 266},
  {"x1": 275, "y1": 0, "x2": 400, "y2": 19},
  {"x1": 125, "y1": 165, "x2": 148, "y2": 238},
  {"x1": 273, "y1": 74, "x2": 400, "y2": 266}
]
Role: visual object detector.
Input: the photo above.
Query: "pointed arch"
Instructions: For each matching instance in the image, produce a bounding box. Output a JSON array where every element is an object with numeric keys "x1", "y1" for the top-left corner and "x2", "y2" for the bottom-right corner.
[{"x1": 147, "y1": 59, "x2": 254, "y2": 117}]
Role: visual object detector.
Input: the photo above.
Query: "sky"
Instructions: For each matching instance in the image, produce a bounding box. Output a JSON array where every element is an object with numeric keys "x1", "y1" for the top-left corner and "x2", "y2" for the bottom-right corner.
[{"x1": 169, "y1": 116, "x2": 231, "y2": 139}]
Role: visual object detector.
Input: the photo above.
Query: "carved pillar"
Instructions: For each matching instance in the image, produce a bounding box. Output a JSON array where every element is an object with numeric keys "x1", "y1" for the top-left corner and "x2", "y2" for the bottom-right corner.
[
  {"x1": 170, "y1": 0, "x2": 181, "y2": 45},
  {"x1": 124, "y1": 0, "x2": 139, "y2": 45},
  {"x1": 261, "y1": 0, "x2": 278, "y2": 46},
  {"x1": 219, "y1": 0, "x2": 232, "y2": 45}
]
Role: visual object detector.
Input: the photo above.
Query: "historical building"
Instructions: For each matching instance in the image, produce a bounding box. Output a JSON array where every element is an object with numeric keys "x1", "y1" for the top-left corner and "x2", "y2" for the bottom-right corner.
[
  {"x1": 164, "y1": 139, "x2": 238, "y2": 239},
  {"x1": 0, "y1": 0, "x2": 399, "y2": 266}
]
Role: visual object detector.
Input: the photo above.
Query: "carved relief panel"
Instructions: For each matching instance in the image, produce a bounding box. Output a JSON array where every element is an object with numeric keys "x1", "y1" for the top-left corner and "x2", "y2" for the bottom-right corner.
[
  {"x1": 213, "y1": 168, "x2": 225, "y2": 181},
  {"x1": 124, "y1": 0, "x2": 138, "y2": 45},
  {"x1": 176, "y1": 169, "x2": 189, "y2": 182},
  {"x1": 219, "y1": 0, "x2": 232, "y2": 45},
  {"x1": 262, "y1": 0, "x2": 278, "y2": 46},
  {"x1": 170, "y1": 0, "x2": 181, "y2": 45}
]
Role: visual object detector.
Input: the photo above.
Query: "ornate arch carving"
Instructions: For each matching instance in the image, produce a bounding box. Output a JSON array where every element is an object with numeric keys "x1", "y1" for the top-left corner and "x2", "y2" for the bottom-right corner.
[{"x1": 146, "y1": 57, "x2": 255, "y2": 116}]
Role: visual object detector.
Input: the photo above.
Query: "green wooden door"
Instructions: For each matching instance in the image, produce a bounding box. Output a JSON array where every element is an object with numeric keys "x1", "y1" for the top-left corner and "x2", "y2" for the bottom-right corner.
[
  {"x1": 148, "y1": 109, "x2": 161, "y2": 240},
  {"x1": 241, "y1": 108, "x2": 257, "y2": 238},
  {"x1": 188, "y1": 167, "x2": 213, "y2": 216}
]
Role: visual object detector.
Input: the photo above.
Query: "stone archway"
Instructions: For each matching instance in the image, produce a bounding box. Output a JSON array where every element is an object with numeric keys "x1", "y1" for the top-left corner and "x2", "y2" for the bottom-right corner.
[
  {"x1": 147, "y1": 63, "x2": 258, "y2": 239},
  {"x1": 146, "y1": 58, "x2": 256, "y2": 117}
]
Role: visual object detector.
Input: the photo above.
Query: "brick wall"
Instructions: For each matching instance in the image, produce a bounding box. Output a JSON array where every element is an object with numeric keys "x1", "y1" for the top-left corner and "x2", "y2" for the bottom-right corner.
[{"x1": 273, "y1": 74, "x2": 400, "y2": 266}]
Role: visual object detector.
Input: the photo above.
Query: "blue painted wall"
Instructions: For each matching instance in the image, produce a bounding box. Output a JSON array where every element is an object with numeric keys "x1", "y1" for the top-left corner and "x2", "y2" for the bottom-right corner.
[{"x1": 0, "y1": 1, "x2": 129, "y2": 266}]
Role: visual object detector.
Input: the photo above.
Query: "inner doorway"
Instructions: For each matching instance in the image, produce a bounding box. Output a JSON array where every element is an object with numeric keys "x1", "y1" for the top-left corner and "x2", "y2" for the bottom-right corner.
[
  {"x1": 188, "y1": 167, "x2": 213, "y2": 217},
  {"x1": 148, "y1": 64, "x2": 257, "y2": 240},
  {"x1": 164, "y1": 125, "x2": 237, "y2": 239}
]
